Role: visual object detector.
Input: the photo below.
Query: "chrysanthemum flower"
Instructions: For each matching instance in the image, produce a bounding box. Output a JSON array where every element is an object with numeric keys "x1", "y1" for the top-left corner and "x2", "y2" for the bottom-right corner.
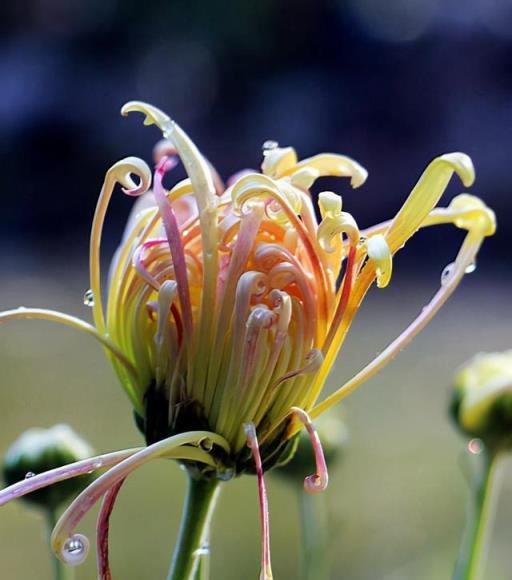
[{"x1": 0, "y1": 102, "x2": 495, "y2": 579}]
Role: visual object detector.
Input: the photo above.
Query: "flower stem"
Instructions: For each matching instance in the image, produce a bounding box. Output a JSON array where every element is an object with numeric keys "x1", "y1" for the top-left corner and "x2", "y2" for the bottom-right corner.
[
  {"x1": 46, "y1": 509, "x2": 74, "y2": 580},
  {"x1": 298, "y1": 489, "x2": 330, "y2": 580},
  {"x1": 453, "y1": 445, "x2": 500, "y2": 580},
  {"x1": 167, "y1": 474, "x2": 221, "y2": 580}
]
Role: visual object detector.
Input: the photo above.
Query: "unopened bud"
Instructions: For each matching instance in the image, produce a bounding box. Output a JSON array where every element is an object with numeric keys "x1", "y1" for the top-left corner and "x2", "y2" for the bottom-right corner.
[
  {"x1": 451, "y1": 351, "x2": 512, "y2": 449},
  {"x1": 2, "y1": 424, "x2": 95, "y2": 510}
]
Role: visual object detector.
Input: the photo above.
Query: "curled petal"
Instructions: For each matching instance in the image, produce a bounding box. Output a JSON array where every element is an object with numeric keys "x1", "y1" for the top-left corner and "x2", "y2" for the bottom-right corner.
[
  {"x1": 448, "y1": 193, "x2": 496, "y2": 237},
  {"x1": 269, "y1": 289, "x2": 292, "y2": 334},
  {"x1": 309, "y1": 196, "x2": 494, "y2": 422},
  {"x1": 265, "y1": 181, "x2": 303, "y2": 222},
  {"x1": 261, "y1": 146, "x2": 297, "y2": 177},
  {"x1": 291, "y1": 407, "x2": 329, "y2": 493},
  {"x1": 51, "y1": 431, "x2": 229, "y2": 566},
  {"x1": 108, "y1": 157, "x2": 152, "y2": 197},
  {"x1": 132, "y1": 239, "x2": 167, "y2": 290},
  {"x1": 253, "y1": 243, "x2": 297, "y2": 273},
  {"x1": 218, "y1": 214, "x2": 242, "y2": 249},
  {"x1": 239, "y1": 308, "x2": 277, "y2": 394},
  {"x1": 366, "y1": 234, "x2": 393, "y2": 288},
  {"x1": 317, "y1": 211, "x2": 359, "y2": 253},
  {"x1": 385, "y1": 152, "x2": 475, "y2": 253},
  {"x1": 231, "y1": 173, "x2": 301, "y2": 220},
  {"x1": 121, "y1": 101, "x2": 173, "y2": 133},
  {"x1": 282, "y1": 153, "x2": 368, "y2": 188},
  {"x1": 90, "y1": 156, "x2": 152, "y2": 337}
]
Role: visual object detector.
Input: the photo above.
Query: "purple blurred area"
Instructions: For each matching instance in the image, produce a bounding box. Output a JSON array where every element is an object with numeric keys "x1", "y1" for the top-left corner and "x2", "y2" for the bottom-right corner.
[{"x1": 0, "y1": 0, "x2": 510, "y2": 267}]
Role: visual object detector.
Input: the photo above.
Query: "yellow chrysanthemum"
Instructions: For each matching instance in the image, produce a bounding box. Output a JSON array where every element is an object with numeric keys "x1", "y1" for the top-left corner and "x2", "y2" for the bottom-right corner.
[{"x1": 0, "y1": 102, "x2": 495, "y2": 579}]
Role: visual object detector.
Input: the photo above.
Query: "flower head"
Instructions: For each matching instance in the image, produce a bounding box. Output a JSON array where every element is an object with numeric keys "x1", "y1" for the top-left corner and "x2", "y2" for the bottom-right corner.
[{"x1": 0, "y1": 101, "x2": 496, "y2": 578}]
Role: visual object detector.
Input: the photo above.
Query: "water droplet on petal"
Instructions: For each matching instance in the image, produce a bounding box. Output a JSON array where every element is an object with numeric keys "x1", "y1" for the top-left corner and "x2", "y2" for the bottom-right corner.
[
  {"x1": 83, "y1": 289, "x2": 95, "y2": 307},
  {"x1": 194, "y1": 542, "x2": 210, "y2": 557},
  {"x1": 441, "y1": 263, "x2": 454, "y2": 286},
  {"x1": 93, "y1": 461, "x2": 102, "y2": 469},
  {"x1": 199, "y1": 437, "x2": 213, "y2": 452},
  {"x1": 262, "y1": 140, "x2": 279, "y2": 154},
  {"x1": 468, "y1": 438, "x2": 484, "y2": 455},
  {"x1": 24, "y1": 472, "x2": 36, "y2": 479},
  {"x1": 468, "y1": 438, "x2": 483, "y2": 455},
  {"x1": 62, "y1": 534, "x2": 89, "y2": 566},
  {"x1": 217, "y1": 468, "x2": 235, "y2": 482},
  {"x1": 465, "y1": 261, "x2": 477, "y2": 274}
]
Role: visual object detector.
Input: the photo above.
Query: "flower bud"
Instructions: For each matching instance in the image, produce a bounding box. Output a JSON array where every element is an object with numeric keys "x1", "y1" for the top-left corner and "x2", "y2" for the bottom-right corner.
[
  {"x1": 451, "y1": 351, "x2": 512, "y2": 449},
  {"x1": 275, "y1": 413, "x2": 348, "y2": 482},
  {"x1": 2, "y1": 424, "x2": 95, "y2": 510}
]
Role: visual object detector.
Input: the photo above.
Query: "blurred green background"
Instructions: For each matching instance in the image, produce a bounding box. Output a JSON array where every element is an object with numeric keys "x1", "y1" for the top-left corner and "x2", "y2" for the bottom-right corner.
[{"x1": 1, "y1": 258, "x2": 510, "y2": 579}]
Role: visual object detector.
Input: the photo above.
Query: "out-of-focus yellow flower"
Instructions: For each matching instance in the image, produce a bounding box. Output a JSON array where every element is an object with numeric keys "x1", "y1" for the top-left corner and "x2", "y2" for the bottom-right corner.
[
  {"x1": 452, "y1": 351, "x2": 512, "y2": 446},
  {"x1": 0, "y1": 102, "x2": 496, "y2": 578}
]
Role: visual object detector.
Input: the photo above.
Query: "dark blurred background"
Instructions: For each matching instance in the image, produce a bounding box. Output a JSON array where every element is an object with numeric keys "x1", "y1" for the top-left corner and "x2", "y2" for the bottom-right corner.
[{"x1": 1, "y1": 1, "x2": 511, "y2": 579}]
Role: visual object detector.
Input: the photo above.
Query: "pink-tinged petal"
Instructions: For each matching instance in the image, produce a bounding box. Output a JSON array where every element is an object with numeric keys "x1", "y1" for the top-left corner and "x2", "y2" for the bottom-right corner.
[
  {"x1": 132, "y1": 239, "x2": 168, "y2": 290},
  {"x1": 153, "y1": 139, "x2": 225, "y2": 195},
  {"x1": 97, "y1": 478, "x2": 125, "y2": 580},
  {"x1": 0, "y1": 449, "x2": 139, "y2": 507},
  {"x1": 322, "y1": 245, "x2": 357, "y2": 355},
  {"x1": 51, "y1": 432, "x2": 223, "y2": 566},
  {"x1": 265, "y1": 290, "x2": 292, "y2": 373},
  {"x1": 213, "y1": 271, "x2": 268, "y2": 428},
  {"x1": 291, "y1": 407, "x2": 329, "y2": 493},
  {"x1": 274, "y1": 348, "x2": 324, "y2": 388},
  {"x1": 153, "y1": 157, "x2": 193, "y2": 339},
  {"x1": 244, "y1": 424, "x2": 273, "y2": 580},
  {"x1": 239, "y1": 308, "x2": 276, "y2": 394}
]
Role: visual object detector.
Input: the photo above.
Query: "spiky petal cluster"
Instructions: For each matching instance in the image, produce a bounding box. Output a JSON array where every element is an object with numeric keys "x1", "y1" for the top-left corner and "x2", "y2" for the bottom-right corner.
[{"x1": 0, "y1": 101, "x2": 495, "y2": 579}]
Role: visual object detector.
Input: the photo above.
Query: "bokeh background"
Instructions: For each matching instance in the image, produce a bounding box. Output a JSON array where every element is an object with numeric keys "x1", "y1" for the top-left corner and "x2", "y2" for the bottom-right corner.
[{"x1": 1, "y1": 0, "x2": 511, "y2": 578}]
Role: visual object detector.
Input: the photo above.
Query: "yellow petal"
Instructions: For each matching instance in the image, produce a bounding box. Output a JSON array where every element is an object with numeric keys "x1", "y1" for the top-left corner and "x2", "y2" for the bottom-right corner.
[
  {"x1": 282, "y1": 153, "x2": 368, "y2": 188},
  {"x1": 448, "y1": 193, "x2": 496, "y2": 237},
  {"x1": 385, "y1": 153, "x2": 475, "y2": 253},
  {"x1": 261, "y1": 146, "x2": 297, "y2": 177}
]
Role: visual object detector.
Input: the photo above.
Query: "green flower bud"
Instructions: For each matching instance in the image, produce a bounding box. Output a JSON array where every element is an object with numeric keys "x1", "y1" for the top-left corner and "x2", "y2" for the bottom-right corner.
[
  {"x1": 275, "y1": 413, "x2": 348, "y2": 482},
  {"x1": 2, "y1": 424, "x2": 95, "y2": 510},
  {"x1": 451, "y1": 351, "x2": 512, "y2": 449}
]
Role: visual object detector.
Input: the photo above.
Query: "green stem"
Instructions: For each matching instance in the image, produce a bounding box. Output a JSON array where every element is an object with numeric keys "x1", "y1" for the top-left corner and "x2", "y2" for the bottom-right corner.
[
  {"x1": 167, "y1": 474, "x2": 221, "y2": 580},
  {"x1": 298, "y1": 489, "x2": 330, "y2": 580},
  {"x1": 453, "y1": 446, "x2": 500, "y2": 580},
  {"x1": 45, "y1": 510, "x2": 74, "y2": 580}
]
